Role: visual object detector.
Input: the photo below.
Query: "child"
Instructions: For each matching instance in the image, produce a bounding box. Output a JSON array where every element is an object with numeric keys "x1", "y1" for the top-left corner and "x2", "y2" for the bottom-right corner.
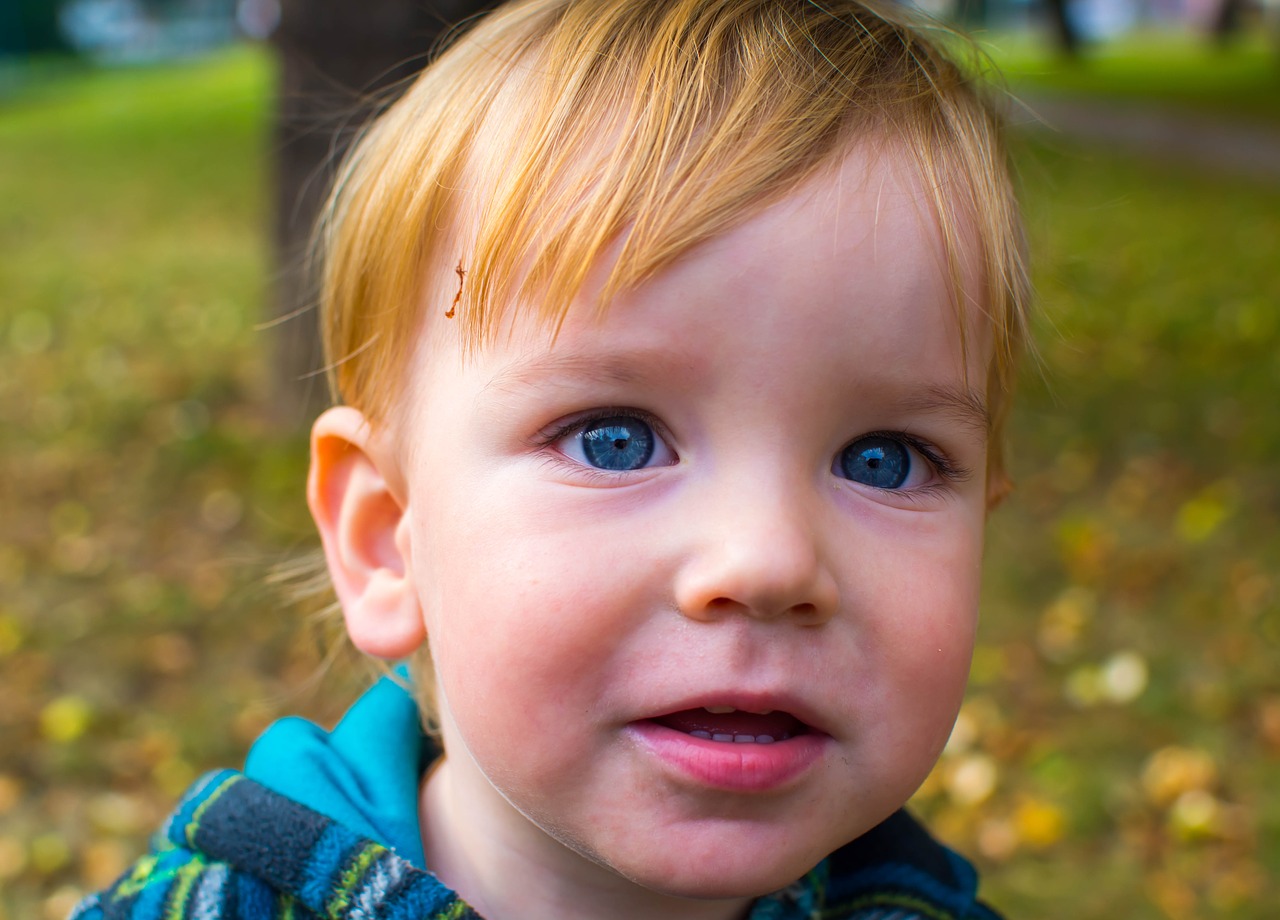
[{"x1": 75, "y1": 0, "x2": 1029, "y2": 917}]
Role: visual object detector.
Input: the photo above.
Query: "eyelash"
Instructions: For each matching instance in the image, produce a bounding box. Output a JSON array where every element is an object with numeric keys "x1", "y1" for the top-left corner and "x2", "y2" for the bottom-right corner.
[
  {"x1": 540, "y1": 408, "x2": 668, "y2": 443},
  {"x1": 853, "y1": 429, "x2": 973, "y2": 500},
  {"x1": 536, "y1": 411, "x2": 971, "y2": 494},
  {"x1": 536, "y1": 408, "x2": 674, "y2": 478},
  {"x1": 875, "y1": 432, "x2": 962, "y2": 486}
]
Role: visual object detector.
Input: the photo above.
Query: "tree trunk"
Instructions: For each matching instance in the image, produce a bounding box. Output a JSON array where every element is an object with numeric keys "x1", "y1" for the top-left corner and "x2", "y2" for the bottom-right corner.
[
  {"x1": 953, "y1": 0, "x2": 987, "y2": 29},
  {"x1": 268, "y1": 0, "x2": 497, "y2": 427},
  {"x1": 1211, "y1": 0, "x2": 1247, "y2": 44},
  {"x1": 1043, "y1": 0, "x2": 1081, "y2": 57}
]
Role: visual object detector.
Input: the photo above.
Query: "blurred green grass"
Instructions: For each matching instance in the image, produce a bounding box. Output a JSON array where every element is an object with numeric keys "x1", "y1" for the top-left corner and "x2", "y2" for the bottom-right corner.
[
  {"x1": 983, "y1": 30, "x2": 1280, "y2": 124},
  {"x1": 2, "y1": 41, "x2": 1278, "y2": 920},
  {"x1": 0, "y1": 48, "x2": 358, "y2": 920},
  {"x1": 941, "y1": 134, "x2": 1280, "y2": 916}
]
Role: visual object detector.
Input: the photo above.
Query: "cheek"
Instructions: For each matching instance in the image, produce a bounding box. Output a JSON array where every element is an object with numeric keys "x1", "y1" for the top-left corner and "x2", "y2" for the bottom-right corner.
[
  {"x1": 859, "y1": 517, "x2": 983, "y2": 731},
  {"x1": 410, "y1": 508, "x2": 647, "y2": 745}
]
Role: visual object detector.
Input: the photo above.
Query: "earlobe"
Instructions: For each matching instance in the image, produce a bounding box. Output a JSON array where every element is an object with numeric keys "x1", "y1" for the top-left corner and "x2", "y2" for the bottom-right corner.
[{"x1": 308, "y1": 406, "x2": 426, "y2": 659}]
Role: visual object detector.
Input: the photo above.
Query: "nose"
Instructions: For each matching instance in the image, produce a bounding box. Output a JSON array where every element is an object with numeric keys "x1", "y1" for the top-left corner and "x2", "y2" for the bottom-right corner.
[{"x1": 673, "y1": 482, "x2": 840, "y2": 626}]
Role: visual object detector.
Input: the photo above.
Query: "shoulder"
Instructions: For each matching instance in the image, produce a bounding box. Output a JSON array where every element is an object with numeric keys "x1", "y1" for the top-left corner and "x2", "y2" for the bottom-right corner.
[
  {"x1": 70, "y1": 769, "x2": 474, "y2": 920},
  {"x1": 817, "y1": 810, "x2": 1006, "y2": 920},
  {"x1": 68, "y1": 845, "x2": 316, "y2": 920}
]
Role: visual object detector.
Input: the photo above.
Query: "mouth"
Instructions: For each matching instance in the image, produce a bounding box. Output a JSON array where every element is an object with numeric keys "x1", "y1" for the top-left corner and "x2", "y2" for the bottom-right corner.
[
  {"x1": 630, "y1": 703, "x2": 826, "y2": 791},
  {"x1": 647, "y1": 706, "x2": 812, "y2": 744}
]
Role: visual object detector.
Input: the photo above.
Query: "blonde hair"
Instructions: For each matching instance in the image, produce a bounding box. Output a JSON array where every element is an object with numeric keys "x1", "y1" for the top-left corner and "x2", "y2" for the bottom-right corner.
[{"x1": 316, "y1": 0, "x2": 1031, "y2": 724}]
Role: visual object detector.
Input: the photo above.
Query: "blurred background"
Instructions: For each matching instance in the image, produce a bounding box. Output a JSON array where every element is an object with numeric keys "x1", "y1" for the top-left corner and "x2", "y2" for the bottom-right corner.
[{"x1": 1, "y1": 1, "x2": 1277, "y2": 917}]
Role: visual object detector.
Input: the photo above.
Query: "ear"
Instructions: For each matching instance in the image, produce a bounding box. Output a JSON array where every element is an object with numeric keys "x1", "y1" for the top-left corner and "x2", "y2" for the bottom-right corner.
[
  {"x1": 985, "y1": 468, "x2": 1014, "y2": 513},
  {"x1": 308, "y1": 406, "x2": 426, "y2": 659}
]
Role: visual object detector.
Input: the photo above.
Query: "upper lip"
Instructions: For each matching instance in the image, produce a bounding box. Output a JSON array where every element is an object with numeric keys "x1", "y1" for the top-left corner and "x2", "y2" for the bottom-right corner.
[{"x1": 638, "y1": 689, "x2": 831, "y2": 736}]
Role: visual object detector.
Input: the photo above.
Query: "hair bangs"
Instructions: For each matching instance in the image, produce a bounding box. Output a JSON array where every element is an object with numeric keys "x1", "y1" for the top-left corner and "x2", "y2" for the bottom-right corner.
[{"x1": 319, "y1": 0, "x2": 1030, "y2": 472}]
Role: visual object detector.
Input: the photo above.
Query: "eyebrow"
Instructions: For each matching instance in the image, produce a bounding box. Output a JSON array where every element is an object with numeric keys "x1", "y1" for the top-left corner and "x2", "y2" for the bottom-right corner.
[
  {"x1": 484, "y1": 351, "x2": 990, "y2": 434},
  {"x1": 482, "y1": 350, "x2": 666, "y2": 396},
  {"x1": 900, "y1": 384, "x2": 991, "y2": 435}
]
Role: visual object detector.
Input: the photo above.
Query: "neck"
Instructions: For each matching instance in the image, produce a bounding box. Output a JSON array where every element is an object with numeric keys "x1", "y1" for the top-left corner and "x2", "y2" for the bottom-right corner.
[{"x1": 421, "y1": 756, "x2": 755, "y2": 920}]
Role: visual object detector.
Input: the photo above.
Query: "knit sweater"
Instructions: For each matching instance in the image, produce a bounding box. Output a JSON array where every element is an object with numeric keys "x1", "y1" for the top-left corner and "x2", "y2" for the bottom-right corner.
[{"x1": 71, "y1": 678, "x2": 1004, "y2": 920}]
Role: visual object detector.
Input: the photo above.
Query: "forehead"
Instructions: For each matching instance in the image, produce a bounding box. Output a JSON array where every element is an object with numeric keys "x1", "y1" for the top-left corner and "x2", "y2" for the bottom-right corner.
[
  {"x1": 493, "y1": 141, "x2": 981, "y2": 349},
  {"x1": 406, "y1": 140, "x2": 991, "y2": 417}
]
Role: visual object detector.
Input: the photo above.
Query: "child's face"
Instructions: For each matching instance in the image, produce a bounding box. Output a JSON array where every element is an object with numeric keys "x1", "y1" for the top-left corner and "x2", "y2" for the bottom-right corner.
[{"x1": 362, "y1": 144, "x2": 990, "y2": 902}]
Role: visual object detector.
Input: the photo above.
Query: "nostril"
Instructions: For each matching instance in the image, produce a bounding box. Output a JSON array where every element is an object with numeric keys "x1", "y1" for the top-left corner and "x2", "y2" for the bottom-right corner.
[{"x1": 700, "y1": 597, "x2": 821, "y2": 620}]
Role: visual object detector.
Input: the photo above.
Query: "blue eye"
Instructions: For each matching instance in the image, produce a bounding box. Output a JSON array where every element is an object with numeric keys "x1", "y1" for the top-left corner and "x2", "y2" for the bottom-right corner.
[
  {"x1": 837, "y1": 436, "x2": 912, "y2": 489},
  {"x1": 578, "y1": 416, "x2": 656, "y2": 471}
]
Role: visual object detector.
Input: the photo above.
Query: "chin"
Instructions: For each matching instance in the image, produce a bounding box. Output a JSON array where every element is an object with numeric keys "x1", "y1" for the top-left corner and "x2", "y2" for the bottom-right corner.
[
  {"x1": 596, "y1": 831, "x2": 831, "y2": 902},
  {"x1": 636, "y1": 861, "x2": 812, "y2": 902}
]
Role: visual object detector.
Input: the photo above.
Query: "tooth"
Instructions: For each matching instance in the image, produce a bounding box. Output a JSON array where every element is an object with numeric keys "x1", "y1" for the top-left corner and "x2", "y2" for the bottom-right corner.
[
  {"x1": 733, "y1": 735, "x2": 753, "y2": 743},
  {"x1": 712, "y1": 733, "x2": 734, "y2": 742},
  {"x1": 704, "y1": 706, "x2": 735, "y2": 714},
  {"x1": 757, "y1": 735, "x2": 775, "y2": 744},
  {"x1": 690, "y1": 730, "x2": 711, "y2": 740}
]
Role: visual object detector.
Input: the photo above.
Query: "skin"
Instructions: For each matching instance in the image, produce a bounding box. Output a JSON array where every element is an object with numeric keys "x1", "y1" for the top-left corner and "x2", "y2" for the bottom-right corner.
[{"x1": 309, "y1": 142, "x2": 993, "y2": 920}]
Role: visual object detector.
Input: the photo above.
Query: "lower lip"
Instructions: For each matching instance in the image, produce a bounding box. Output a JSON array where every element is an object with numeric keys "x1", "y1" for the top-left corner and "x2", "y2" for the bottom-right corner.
[{"x1": 627, "y1": 721, "x2": 827, "y2": 792}]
